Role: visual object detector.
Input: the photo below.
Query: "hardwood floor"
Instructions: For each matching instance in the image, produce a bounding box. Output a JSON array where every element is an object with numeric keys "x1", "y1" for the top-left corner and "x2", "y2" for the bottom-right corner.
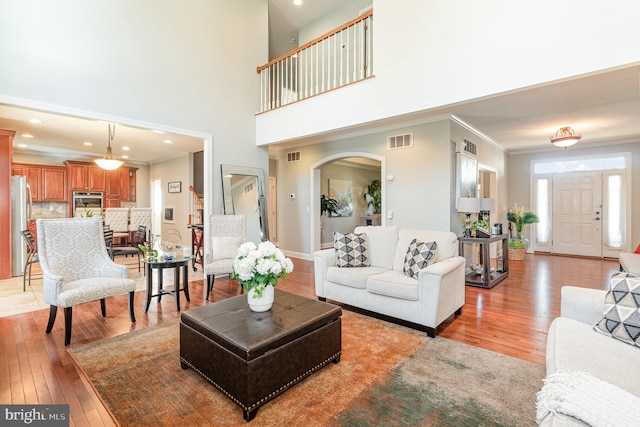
[{"x1": 0, "y1": 253, "x2": 619, "y2": 426}]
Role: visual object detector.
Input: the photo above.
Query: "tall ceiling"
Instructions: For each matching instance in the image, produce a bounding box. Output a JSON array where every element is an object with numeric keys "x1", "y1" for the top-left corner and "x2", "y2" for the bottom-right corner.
[{"x1": 1, "y1": 2, "x2": 639, "y2": 164}]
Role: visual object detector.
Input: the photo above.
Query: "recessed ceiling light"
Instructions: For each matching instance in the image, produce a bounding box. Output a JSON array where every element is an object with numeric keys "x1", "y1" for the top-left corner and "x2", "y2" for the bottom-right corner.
[
  {"x1": 163, "y1": 139, "x2": 173, "y2": 144},
  {"x1": 83, "y1": 142, "x2": 93, "y2": 146},
  {"x1": 28, "y1": 118, "x2": 42, "y2": 124},
  {"x1": 17, "y1": 143, "x2": 28, "y2": 148},
  {"x1": 122, "y1": 146, "x2": 130, "y2": 151},
  {"x1": 294, "y1": 0, "x2": 302, "y2": 5},
  {"x1": 121, "y1": 155, "x2": 129, "y2": 159},
  {"x1": 22, "y1": 134, "x2": 33, "y2": 138}
]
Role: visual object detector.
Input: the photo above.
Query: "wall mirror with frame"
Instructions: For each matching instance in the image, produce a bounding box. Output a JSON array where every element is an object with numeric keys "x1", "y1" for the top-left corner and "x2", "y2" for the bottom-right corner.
[{"x1": 220, "y1": 164, "x2": 270, "y2": 243}]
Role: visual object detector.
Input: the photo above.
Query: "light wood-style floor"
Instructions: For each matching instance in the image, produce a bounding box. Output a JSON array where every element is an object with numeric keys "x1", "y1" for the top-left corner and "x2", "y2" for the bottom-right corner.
[{"x1": 0, "y1": 254, "x2": 620, "y2": 426}]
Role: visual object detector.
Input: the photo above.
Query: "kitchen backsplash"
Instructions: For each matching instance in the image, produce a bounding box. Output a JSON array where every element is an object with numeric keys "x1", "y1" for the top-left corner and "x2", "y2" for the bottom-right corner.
[
  {"x1": 32, "y1": 202, "x2": 67, "y2": 218},
  {"x1": 32, "y1": 201, "x2": 139, "y2": 218}
]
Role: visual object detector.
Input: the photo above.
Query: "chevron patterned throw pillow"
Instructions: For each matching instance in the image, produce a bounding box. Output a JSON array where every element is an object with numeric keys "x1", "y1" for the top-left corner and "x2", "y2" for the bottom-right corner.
[
  {"x1": 594, "y1": 272, "x2": 640, "y2": 347},
  {"x1": 334, "y1": 232, "x2": 370, "y2": 267},
  {"x1": 403, "y1": 238, "x2": 438, "y2": 279}
]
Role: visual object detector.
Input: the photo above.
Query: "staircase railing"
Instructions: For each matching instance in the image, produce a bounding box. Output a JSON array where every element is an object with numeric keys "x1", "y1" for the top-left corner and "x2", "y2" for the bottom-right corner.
[
  {"x1": 257, "y1": 10, "x2": 373, "y2": 113},
  {"x1": 189, "y1": 185, "x2": 204, "y2": 224}
]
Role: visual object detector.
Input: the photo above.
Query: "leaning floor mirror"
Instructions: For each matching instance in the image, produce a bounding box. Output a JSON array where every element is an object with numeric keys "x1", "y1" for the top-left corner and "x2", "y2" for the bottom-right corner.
[{"x1": 221, "y1": 164, "x2": 270, "y2": 243}]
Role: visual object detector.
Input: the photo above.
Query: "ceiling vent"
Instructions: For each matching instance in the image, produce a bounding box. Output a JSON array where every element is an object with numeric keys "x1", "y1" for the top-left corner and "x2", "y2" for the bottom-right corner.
[
  {"x1": 243, "y1": 181, "x2": 254, "y2": 194},
  {"x1": 457, "y1": 139, "x2": 477, "y2": 157},
  {"x1": 387, "y1": 133, "x2": 413, "y2": 150},
  {"x1": 287, "y1": 151, "x2": 301, "y2": 162}
]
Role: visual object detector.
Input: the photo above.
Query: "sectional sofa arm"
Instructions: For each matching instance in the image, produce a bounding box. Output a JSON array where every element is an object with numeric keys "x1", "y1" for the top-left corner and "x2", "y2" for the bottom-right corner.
[
  {"x1": 313, "y1": 249, "x2": 336, "y2": 298},
  {"x1": 418, "y1": 256, "x2": 466, "y2": 279},
  {"x1": 560, "y1": 286, "x2": 606, "y2": 325}
]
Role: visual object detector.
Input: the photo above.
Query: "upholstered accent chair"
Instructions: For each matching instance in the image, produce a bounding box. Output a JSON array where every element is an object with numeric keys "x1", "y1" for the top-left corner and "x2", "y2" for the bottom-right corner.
[
  {"x1": 37, "y1": 218, "x2": 136, "y2": 346},
  {"x1": 203, "y1": 214, "x2": 246, "y2": 300}
]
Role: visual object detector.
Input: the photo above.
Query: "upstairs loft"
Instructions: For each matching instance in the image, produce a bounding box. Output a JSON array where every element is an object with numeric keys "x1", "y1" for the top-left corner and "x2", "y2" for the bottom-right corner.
[{"x1": 257, "y1": 10, "x2": 374, "y2": 113}]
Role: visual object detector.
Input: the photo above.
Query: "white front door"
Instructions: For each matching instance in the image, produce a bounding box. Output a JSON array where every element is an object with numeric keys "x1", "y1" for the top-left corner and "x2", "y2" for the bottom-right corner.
[{"x1": 552, "y1": 172, "x2": 602, "y2": 257}]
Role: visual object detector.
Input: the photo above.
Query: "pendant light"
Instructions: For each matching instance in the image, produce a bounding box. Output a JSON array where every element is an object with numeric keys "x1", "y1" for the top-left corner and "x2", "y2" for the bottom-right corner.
[{"x1": 95, "y1": 124, "x2": 124, "y2": 170}]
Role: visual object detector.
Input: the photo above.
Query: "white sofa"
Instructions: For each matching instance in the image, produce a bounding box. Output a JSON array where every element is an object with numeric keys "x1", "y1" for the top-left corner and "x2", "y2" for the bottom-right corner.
[
  {"x1": 313, "y1": 226, "x2": 466, "y2": 337},
  {"x1": 540, "y1": 285, "x2": 640, "y2": 426},
  {"x1": 619, "y1": 252, "x2": 640, "y2": 276}
]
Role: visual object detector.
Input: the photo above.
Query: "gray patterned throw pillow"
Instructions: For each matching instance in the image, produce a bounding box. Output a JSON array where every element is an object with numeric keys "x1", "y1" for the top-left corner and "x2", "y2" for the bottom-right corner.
[
  {"x1": 334, "y1": 232, "x2": 370, "y2": 267},
  {"x1": 593, "y1": 272, "x2": 640, "y2": 347},
  {"x1": 403, "y1": 239, "x2": 438, "y2": 279}
]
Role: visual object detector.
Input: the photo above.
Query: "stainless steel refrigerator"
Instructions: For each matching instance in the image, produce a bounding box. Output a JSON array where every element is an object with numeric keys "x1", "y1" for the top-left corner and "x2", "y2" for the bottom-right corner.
[{"x1": 11, "y1": 176, "x2": 33, "y2": 277}]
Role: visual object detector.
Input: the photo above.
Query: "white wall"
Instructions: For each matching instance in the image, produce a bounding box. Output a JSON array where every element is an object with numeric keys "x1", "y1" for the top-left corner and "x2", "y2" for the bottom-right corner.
[
  {"x1": 450, "y1": 121, "x2": 507, "y2": 234},
  {"x1": 298, "y1": 0, "x2": 372, "y2": 45},
  {"x1": 0, "y1": 0, "x2": 270, "y2": 217},
  {"x1": 257, "y1": 0, "x2": 640, "y2": 145},
  {"x1": 150, "y1": 155, "x2": 191, "y2": 247},
  {"x1": 277, "y1": 119, "x2": 455, "y2": 256}
]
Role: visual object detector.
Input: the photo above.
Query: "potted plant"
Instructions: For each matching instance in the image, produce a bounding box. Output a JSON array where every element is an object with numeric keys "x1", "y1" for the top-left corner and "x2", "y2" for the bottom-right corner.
[
  {"x1": 320, "y1": 194, "x2": 340, "y2": 217},
  {"x1": 232, "y1": 241, "x2": 294, "y2": 312},
  {"x1": 363, "y1": 179, "x2": 381, "y2": 215},
  {"x1": 506, "y1": 203, "x2": 539, "y2": 260}
]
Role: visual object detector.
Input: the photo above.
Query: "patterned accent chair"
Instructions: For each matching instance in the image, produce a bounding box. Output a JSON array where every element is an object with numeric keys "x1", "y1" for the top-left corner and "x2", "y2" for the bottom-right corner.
[
  {"x1": 203, "y1": 215, "x2": 246, "y2": 300},
  {"x1": 37, "y1": 218, "x2": 136, "y2": 346}
]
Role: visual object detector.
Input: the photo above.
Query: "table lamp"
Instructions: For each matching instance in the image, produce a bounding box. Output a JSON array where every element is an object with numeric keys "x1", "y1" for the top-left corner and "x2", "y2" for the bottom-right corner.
[
  {"x1": 457, "y1": 197, "x2": 480, "y2": 237},
  {"x1": 479, "y1": 198, "x2": 496, "y2": 226}
]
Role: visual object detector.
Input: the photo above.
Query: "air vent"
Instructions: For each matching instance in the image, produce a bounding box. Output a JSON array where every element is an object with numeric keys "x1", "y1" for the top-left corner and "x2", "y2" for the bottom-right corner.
[
  {"x1": 287, "y1": 151, "x2": 301, "y2": 162},
  {"x1": 243, "y1": 181, "x2": 254, "y2": 194},
  {"x1": 387, "y1": 133, "x2": 413, "y2": 150},
  {"x1": 457, "y1": 139, "x2": 477, "y2": 157}
]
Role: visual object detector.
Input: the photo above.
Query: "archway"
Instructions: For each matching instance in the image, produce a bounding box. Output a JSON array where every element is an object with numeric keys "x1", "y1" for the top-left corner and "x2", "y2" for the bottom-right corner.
[{"x1": 309, "y1": 152, "x2": 386, "y2": 254}]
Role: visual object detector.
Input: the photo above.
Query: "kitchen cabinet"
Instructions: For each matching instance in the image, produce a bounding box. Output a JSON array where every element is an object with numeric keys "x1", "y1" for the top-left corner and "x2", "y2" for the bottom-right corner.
[
  {"x1": 41, "y1": 168, "x2": 68, "y2": 201},
  {"x1": 11, "y1": 164, "x2": 67, "y2": 202},
  {"x1": 120, "y1": 167, "x2": 137, "y2": 202},
  {"x1": 64, "y1": 160, "x2": 105, "y2": 192},
  {"x1": 12, "y1": 164, "x2": 41, "y2": 201},
  {"x1": 105, "y1": 166, "x2": 137, "y2": 205}
]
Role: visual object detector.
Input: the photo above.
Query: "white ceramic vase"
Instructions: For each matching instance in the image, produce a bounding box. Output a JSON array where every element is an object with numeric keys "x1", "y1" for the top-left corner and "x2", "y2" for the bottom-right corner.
[
  {"x1": 247, "y1": 285, "x2": 274, "y2": 312},
  {"x1": 367, "y1": 203, "x2": 375, "y2": 215}
]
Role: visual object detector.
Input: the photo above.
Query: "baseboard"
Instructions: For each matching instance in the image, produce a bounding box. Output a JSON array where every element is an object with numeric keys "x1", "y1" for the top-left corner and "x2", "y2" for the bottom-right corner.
[{"x1": 281, "y1": 250, "x2": 313, "y2": 261}]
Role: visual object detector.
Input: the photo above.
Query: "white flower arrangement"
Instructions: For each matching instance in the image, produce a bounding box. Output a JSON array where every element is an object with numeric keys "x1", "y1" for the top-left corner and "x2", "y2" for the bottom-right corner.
[{"x1": 232, "y1": 241, "x2": 294, "y2": 298}]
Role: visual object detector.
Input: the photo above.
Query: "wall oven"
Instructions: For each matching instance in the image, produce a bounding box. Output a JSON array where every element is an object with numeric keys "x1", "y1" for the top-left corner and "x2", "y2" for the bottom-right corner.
[{"x1": 72, "y1": 192, "x2": 103, "y2": 217}]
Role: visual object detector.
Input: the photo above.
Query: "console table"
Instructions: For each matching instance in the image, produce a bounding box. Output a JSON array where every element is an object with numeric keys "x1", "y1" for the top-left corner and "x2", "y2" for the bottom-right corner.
[{"x1": 458, "y1": 234, "x2": 509, "y2": 289}]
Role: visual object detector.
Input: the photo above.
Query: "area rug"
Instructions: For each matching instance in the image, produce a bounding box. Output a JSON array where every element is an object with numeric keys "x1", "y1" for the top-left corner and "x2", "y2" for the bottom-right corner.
[{"x1": 69, "y1": 310, "x2": 544, "y2": 426}]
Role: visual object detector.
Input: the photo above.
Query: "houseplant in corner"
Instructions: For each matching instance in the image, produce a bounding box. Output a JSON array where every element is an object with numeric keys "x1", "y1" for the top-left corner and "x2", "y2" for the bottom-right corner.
[
  {"x1": 363, "y1": 179, "x2": 382, "y2": 215},
  {"x1": 506, "y1": 203, "x2": 539, "y2": 261},
  {"x1": 232, "y1": 241, "x2": 294, "y2": 312}
]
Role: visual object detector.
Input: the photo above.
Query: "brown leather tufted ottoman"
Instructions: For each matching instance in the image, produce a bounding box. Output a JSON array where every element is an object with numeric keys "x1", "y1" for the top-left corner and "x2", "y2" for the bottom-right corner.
[{"x1": 180, "y1": 289, "x2": 342, "y2": 421}]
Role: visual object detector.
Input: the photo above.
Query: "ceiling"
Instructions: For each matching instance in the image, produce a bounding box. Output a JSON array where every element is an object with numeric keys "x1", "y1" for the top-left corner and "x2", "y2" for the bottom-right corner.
[
  {"x1": 0, "y1": 105, "x2": 205, "y2": 165},
  {"x1": 1, "y1": 2, "x2": 639, "y2": 164}
]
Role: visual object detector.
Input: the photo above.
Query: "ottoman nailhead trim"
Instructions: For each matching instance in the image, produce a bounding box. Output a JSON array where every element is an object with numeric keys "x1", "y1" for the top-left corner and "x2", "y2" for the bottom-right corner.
[{"x1": 180, "y1": 351, "x2": 341, "y2": 413}]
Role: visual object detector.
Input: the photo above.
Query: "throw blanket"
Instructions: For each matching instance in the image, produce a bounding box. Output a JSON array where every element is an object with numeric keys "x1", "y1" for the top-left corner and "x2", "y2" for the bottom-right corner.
[{"x1": 536, "y1": 370, "x2": 640, "y2": 427}]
